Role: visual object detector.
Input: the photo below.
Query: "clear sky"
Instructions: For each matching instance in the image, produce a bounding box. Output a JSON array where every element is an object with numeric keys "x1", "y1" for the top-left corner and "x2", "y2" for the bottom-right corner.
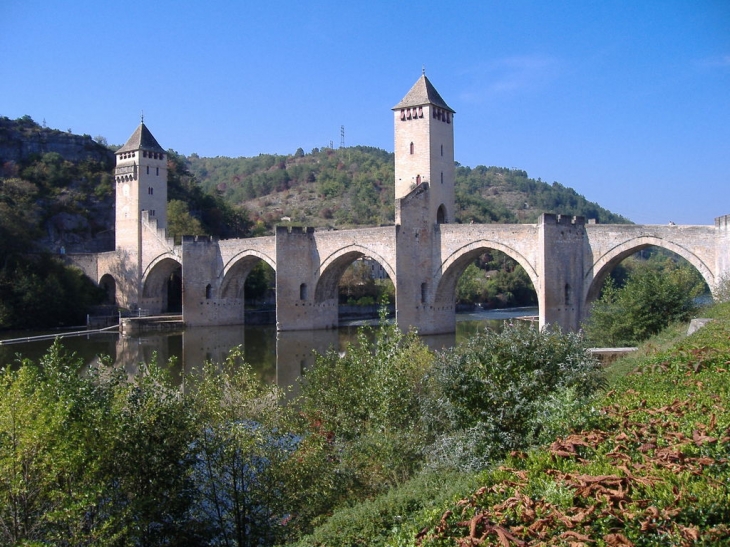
[{"x1": 2, "y1": 0, "x2": 728, "y2": 225}]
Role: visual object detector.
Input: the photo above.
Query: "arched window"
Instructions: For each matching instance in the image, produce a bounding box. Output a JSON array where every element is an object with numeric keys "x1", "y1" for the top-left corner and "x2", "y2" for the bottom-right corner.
[
  {"x1": 416, "y1": 175, "x2": 421, "y2": 185},
  {"x1": 437, "y1": 205, "x2": 446, "y2": 224},
  {"x1": 565, "y1": 284, "x2": 572, "y2": 306},
  {"x1": 206, "y1": 284, "x2": 212, "y2": 299},
  {"x1": 300, "y1": 283, "x2": 308, "y2": 301},
  {"x1": 409, "y1": 142, "x2": 414, "y2": 155}
]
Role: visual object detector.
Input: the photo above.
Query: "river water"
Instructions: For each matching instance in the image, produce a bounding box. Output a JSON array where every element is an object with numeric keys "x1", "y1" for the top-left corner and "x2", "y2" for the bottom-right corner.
[{"x1": 0, "y1": 307, "x2": 537, "y2": 389}]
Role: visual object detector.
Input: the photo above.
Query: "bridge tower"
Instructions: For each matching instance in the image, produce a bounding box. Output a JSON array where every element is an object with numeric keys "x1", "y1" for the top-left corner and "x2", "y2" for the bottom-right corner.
[
  {"x1": 393, "y1": 71, "x2": 455, "y2": 224},
  {"x1": 114, "y1": 121, "x2": 168, "y2": 254},
  {"x1": 393, "y1": 74, "x2": 458, "y2": 333},
  {"x1": 113, "y1": 122, "x2": 169, "y2": 307}
]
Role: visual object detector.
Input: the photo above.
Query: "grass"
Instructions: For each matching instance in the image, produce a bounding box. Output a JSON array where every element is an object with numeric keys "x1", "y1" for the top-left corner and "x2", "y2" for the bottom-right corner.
[{"x1": 409, "y1": 302, "x2": 730, "y2": 545}]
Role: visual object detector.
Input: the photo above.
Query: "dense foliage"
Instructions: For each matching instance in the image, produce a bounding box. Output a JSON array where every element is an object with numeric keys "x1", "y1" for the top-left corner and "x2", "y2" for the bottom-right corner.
[
  {"x1": 3, "y1": 292, "x2": 722, "y2": 546},
  {"x1": 421, "y1": 325, "x2": 604, "y2": 472},
  {"x1": 0, "y1": 314, "x2": 606, "y2": 546},
  {"x1": 0, "y1": 164, "x2": 109, "y2": 327},
  {"x1": 456, "y1": 250, "x2": 537, "y2": 308},
  {"x1": 166, "y1": 150, "x2": 251, "y2": 241},
  {"x1": 584, "y1": 253, "x2": 707, "y2": 346}
]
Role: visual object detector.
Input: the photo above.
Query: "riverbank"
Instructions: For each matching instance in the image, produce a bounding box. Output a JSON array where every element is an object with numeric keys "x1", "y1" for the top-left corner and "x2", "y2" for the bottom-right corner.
[{"x1": 296, "y1": 303, "x2": 730, "y2": 545}]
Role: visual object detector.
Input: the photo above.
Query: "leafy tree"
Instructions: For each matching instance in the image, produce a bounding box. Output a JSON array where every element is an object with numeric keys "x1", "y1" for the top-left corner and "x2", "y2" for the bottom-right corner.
[
  {"x1": 0, "y1": 254, "x2": 105, "y2": 329},
  {"x1": 243, "y1": 260, "x2": 275, "y2": 305},
  {"x1": 95, "y1": 356, "x2": 205, "y2": 545},
  {"x1": 289, "y1": 313, "x2": 435, "y2": 531},
  {"x1": 167, "y1": 199, "x2": 205, "y2": 243},
  {"x1": 189, "y1": 349, "x2": 294, "y2": 546},
  {"x1": 584, "y1": 259, "x2": 705, "y2": 346},
  {"x1": 455, "y1": 252, "x2": 537, "y2": 308},
  {"x1": 0, "y1": 343, "x2": 117, "y2": 545}
]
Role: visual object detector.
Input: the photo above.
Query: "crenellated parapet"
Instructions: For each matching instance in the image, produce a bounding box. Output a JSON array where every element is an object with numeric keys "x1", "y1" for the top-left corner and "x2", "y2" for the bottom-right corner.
[{"x1": 539, "y1": 213, "x2": 586, "y2": 226}]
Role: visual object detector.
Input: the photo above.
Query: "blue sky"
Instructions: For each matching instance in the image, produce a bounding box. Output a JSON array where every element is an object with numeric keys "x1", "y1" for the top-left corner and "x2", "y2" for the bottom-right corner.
[{"x1": 2, "y1": 0, "x2": 728, "y2": 224}]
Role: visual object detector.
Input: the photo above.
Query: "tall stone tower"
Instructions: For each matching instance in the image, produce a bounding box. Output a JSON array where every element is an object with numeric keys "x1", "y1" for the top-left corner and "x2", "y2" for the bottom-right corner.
[
  {"x1": 392, "y1": 72, "x2": 455, "y2": 224},
  {"x1": 114, "y1": 122, "x2": 168, "y2": 254},
  {"x1": 393, "y1": 74, "x2": 457, "y2": 334}
]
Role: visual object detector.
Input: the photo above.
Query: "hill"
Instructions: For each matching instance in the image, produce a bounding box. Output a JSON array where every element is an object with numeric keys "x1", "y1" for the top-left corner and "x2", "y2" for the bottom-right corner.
[{"x1": 186, "y1": 146, "x2": 630, "y2": 232}]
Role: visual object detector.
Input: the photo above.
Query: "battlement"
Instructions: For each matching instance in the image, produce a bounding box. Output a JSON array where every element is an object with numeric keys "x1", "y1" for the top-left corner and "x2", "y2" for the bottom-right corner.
[
  {"x1": 539, "y1": 213, "x2": 586, "y2": 226},
  {"x1": 715, "y1": 214, "x2": 730, "y2": 230},
  {"x1": 276, "y1": 225, "x2": 315, "y2": 235},
  {"x1": 182, "y1": 235, "x2": 218, "y2": 244}
]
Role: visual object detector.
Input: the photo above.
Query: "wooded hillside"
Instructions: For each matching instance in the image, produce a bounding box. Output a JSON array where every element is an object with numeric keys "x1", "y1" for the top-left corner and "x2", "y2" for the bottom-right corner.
[{"x1": 186, "y1": 146, "x2": 630, "y2": 233}]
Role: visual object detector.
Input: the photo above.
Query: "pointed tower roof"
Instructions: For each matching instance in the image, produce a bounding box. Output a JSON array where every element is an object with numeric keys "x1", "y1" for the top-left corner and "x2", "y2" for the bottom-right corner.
[
  {"x1": 393, "y1": 74, "x2": 455, "y2": 113},
  {"x1": 117, "y1": 122, "x2": 165, "y2": 154}
]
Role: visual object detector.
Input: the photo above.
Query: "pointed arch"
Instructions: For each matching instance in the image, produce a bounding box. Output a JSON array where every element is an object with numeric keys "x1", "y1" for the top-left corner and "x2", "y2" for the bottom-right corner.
[
  {"x1": 585, "y1": 236, "x2": 715, "y2": 304},
  {"x1": 437, "y1": 204, "x2": 447, "y2": 224}
]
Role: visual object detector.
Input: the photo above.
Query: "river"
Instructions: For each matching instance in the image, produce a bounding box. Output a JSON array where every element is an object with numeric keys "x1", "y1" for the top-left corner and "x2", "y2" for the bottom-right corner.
[{"x1": 0, "y1": 307, "x2": 537, "y2": 389}]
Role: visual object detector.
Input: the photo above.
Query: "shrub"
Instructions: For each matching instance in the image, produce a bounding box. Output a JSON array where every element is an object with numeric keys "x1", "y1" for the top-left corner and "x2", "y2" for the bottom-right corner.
[
  {"x1": 584, "y1": 261, "x2": 704, "y2": 346},
  {"x1": 421, "y1": 323, "x2": 603, "y2": 471}
]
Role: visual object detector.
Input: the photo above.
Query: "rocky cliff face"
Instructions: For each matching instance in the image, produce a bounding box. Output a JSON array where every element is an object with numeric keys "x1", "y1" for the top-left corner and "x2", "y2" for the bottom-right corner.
[
  {"x1": 0, "y1": 116, "x2": 117, "y2": 253},
  {"x1": 0, "y1": 116, "x2": 114, "y2": 165}
]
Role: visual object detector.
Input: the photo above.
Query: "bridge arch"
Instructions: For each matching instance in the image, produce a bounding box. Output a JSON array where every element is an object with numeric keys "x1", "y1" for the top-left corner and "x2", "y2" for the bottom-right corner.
[
  {"x1": 221, "y1": 250, "x2": 276, "y2": 299},
  {"x1": 315, "y1": 245, "x2": 396, "y2": 304},
  {"x1": 585, "y1": 236, "x2": 715, "y2": 304},
  {"x1": 142, "y1": 254, "x2": 183, "y2": 313},
  {"x1": 434, "y1": 240, "x2": 539, "y2": 308}
]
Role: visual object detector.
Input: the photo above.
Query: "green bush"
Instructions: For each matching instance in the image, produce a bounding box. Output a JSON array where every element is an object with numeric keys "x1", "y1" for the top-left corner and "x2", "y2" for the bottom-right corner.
[
  {"x1": 290, "y1": 315, "x2": 435, "y2": 526},
  {"x1": 421, "y1": 324, "x2": 603, "y2": 471},
  {"x1": 584, "y1": 260, "x2": 705, "y2": 346}
]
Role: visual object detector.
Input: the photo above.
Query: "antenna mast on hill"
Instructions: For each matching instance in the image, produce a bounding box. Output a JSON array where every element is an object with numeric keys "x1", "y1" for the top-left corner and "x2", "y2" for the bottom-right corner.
[{"x1": 340, "y1": 125, "x2": 345, "y2": 148}]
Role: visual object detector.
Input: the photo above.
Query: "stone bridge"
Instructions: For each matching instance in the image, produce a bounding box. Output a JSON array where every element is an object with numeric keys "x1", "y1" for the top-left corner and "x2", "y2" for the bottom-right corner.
[
  {"x1": 69, "y1": 74, "x2": 730, "y2": 335},
  {"x1": 75, "y1": 199, "x2": 730, "y2": 335}
]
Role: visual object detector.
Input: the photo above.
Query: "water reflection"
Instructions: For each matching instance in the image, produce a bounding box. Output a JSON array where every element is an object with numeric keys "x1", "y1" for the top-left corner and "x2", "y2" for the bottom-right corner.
[{"x1": 0, "y1": 307, "x2": 537, "y2": 389}]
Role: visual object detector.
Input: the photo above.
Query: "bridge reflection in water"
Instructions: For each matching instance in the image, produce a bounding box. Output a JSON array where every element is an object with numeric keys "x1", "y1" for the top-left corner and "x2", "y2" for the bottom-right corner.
[{"x1": 0, "y1": 308, "x2": 537, "y2": 391}]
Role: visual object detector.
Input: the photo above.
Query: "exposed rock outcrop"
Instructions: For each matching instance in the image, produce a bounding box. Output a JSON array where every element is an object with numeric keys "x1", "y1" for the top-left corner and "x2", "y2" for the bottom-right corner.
[{"x1": 0, "y1": 116, "x2": 114, "y2": 165}]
